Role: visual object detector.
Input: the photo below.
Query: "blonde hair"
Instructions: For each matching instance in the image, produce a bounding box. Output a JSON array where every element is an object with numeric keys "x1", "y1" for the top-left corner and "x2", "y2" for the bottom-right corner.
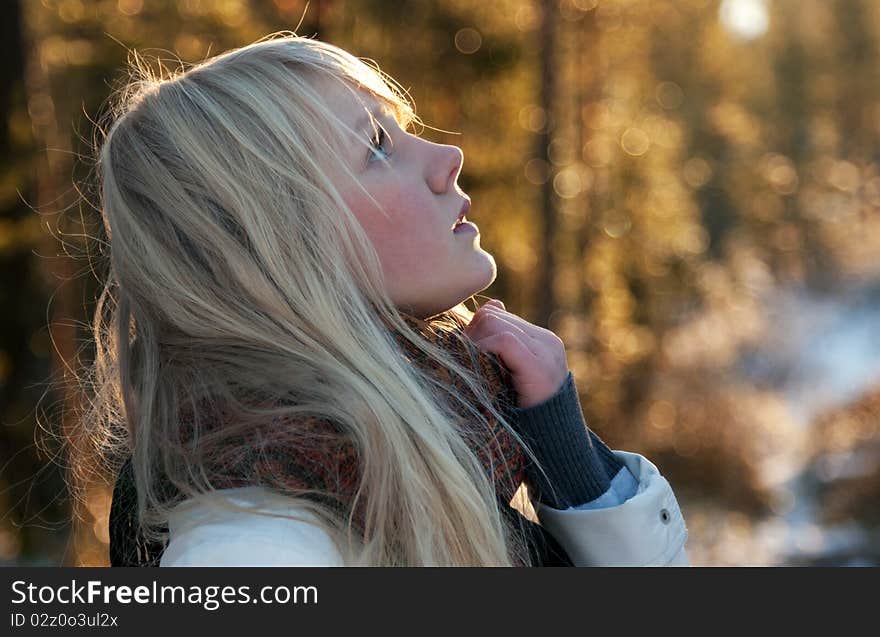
[{"x1": 76, "y1": 32, "x2": 549, "y2": 566}]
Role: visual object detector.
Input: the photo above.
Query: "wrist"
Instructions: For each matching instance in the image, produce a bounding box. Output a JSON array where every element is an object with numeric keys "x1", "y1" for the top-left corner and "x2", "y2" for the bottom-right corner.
[{"x1": 510, "y1": 372, "x2": 624, "y2": 508}]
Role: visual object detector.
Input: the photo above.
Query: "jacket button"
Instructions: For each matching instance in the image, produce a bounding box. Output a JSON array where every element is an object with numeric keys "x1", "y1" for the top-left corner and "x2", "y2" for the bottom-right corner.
[{"x1": 659, "y1": 508, "x2": 671, "y2": 524}]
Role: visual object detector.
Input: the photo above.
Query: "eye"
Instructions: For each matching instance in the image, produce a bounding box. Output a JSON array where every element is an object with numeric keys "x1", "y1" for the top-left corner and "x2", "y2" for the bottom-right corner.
[{"x1": 367, "y1": 124, "x2": 392, "y2": 164}]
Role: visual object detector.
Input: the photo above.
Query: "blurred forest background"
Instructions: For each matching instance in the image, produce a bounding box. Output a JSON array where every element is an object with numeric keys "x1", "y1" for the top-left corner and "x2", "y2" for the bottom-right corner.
[{"x1": 2, "y1": 0, "x2": 879, "y2": 566}]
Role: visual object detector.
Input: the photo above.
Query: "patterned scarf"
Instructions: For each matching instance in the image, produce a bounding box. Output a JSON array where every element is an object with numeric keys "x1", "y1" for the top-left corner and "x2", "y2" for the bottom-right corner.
[{"x1": 109, "y1": 311, "x2": 573, "y2": 566}]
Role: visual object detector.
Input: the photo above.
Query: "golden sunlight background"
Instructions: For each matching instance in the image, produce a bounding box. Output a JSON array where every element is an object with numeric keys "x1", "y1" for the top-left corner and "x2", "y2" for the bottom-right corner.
[{"x1": 2, "y1": 0, "x2": 879, "y2": 565}]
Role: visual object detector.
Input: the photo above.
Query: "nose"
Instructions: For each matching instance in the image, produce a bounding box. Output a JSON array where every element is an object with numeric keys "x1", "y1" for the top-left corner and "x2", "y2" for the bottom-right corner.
[{"x1": 427, "y1": 143, "x2": 464, "y2": 194}]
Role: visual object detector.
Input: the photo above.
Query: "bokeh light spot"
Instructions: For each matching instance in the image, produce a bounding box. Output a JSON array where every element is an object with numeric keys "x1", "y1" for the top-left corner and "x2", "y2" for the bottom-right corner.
[
  {"x1": 117, "y1": 0, "x2": 144, "y2": 16},
  {"x1": 684, "y1": 157, "x2": 713, "y2": 188},
  {"x1": 656, "y1": 81, "x2": 684, "y2": 109},
  {"x1": 455, "y1": 28, "x2": 482, "y2": 54},
  {"x1": 525, "y1": 158, "x2": 550, "y2": 185},
  {"x1": 719, "y1": 0, "x2": 769, "y2": 40},
  {"x1": 554, "y1": 167, "x2": 583, "y2": 199},
  {"x1": 621, "y1": 128, "x2": 651, "y2": 156},
  {"x1": 518, "y1": 105, "x2": 547, "y2": 132}
]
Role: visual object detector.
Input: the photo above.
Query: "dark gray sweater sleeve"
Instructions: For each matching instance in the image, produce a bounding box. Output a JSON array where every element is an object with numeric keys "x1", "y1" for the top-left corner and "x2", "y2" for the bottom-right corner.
[{"x1": 509, "y1": 371, "x2": 624, "y2": 509}]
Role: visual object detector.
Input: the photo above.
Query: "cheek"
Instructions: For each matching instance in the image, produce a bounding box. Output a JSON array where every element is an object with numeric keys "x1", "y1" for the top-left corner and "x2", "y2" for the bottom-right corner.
[
  {"x1": 344, "y1": 184, "x2": 448, "y2": 282},
  {"x1": 367, "y1": 191, "x2": 442, "y2": 260},
  {"x1": 374, "y1": 217, "x2": 443, "y2": 276}
]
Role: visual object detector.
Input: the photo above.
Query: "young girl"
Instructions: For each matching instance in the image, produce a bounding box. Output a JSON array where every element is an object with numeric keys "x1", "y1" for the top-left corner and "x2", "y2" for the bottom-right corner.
[{"x1": 91, "y1": 33, "x2": 688, "y2": 566}]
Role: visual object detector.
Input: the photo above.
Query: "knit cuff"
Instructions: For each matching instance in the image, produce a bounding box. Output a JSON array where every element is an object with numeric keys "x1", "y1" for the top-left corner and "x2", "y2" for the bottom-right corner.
[{"x1": 509, "y1": 371, "x2": 624, "y2": 509}]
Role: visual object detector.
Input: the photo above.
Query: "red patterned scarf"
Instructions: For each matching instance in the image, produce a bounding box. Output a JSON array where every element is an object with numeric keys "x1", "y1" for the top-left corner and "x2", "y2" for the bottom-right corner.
[{"x1": 110, "y1": 310, "x2": 571, "y2": 566}]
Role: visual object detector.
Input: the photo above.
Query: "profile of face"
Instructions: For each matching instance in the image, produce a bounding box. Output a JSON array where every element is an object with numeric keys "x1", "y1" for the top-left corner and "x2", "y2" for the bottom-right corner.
[{"x1": 320, "y1": 79, "x2": 497, "y2": 319}]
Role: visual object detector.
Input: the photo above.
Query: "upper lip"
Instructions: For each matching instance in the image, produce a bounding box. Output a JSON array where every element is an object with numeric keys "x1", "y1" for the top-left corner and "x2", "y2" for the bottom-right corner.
[{"x1": 452, "y1": 198, "x2": 471, "y2": 230}]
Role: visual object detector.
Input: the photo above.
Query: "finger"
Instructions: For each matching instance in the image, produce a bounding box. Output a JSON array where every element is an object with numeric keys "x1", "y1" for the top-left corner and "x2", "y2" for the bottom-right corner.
[
  {"x1": 465, "y1": 304, "x2": 516, "y2": 339},
  {"x1": 465, "y1": 302, "x2": 504, "y2": 333},
  {"x1": 466, "y1": 310, "x2": 533, "y2": 348},
  {"x1": 485, "y1": 299, "x2": 505, "y2": 310},
  {"x1": 471, "y1": 331, "x2": 536, "y2": 375},
  {"x1": 477, "y1": 305, "x2": 556, "y2": 345}
]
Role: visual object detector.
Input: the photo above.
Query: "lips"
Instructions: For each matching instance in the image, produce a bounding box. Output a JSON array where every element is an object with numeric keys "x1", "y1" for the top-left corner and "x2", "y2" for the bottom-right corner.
[{"x1": 452, "y1": 198, "x2": 471, "y2": 231}]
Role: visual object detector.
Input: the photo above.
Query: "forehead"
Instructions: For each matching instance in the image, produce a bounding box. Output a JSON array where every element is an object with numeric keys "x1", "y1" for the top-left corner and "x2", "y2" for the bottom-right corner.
[
  {"x1": 318, "y1": 78, "x2": 395, "y2": 129},
  {"x1": 317, "y1": 78, "x2": 402, "y2": 172}
]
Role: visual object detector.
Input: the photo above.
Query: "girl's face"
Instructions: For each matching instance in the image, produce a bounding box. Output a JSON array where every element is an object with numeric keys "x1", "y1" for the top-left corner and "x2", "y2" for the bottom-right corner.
[{"x1": 324, "y1": 80, "x2": 497, "y2": 319}]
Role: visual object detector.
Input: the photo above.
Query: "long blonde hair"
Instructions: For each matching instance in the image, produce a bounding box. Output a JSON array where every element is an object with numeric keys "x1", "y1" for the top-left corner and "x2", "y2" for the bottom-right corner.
[{"x1": 76, "y1": 32, "x2": 549, "y2": 566}]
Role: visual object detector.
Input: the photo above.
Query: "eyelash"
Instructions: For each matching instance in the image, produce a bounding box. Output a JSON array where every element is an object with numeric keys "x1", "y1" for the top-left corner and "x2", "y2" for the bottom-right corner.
[{"x1": 368, "y1": 124, "x2": 391, "y2": 163}]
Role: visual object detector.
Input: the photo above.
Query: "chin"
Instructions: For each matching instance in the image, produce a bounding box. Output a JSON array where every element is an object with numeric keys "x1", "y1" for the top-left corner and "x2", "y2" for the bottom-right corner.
[
  {"x1": 404, "y1": 255, "x2": 498, "y2": 319},
  {"x1": 474, "y1": 250, "x2": 498, "y2": 290}
]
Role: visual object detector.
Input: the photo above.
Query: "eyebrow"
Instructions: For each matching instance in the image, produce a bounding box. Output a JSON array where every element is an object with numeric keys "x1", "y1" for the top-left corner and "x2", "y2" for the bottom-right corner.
[{"x1": 353, "y1": 103, "x2": 396, "y2": 133}]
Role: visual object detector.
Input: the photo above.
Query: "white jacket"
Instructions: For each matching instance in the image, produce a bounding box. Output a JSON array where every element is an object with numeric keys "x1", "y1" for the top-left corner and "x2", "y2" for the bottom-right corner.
[{"x1": 160, "y1": 449, "x2": 689, "y2": 567}]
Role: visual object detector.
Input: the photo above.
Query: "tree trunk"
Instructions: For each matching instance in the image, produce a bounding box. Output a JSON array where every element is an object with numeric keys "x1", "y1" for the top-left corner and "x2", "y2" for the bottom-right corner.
[
  {"x1": 21, "y1": 1, "x2": 95, "y2": 566},
  {"x1": 535, "y1": 0, "x2": 559, "y2": 328}
]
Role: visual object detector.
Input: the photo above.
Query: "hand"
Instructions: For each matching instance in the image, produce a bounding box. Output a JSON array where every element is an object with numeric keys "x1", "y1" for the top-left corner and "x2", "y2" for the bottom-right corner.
[{"x1": 463, "y1": 299, "x2": 570, "y2": 409}]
